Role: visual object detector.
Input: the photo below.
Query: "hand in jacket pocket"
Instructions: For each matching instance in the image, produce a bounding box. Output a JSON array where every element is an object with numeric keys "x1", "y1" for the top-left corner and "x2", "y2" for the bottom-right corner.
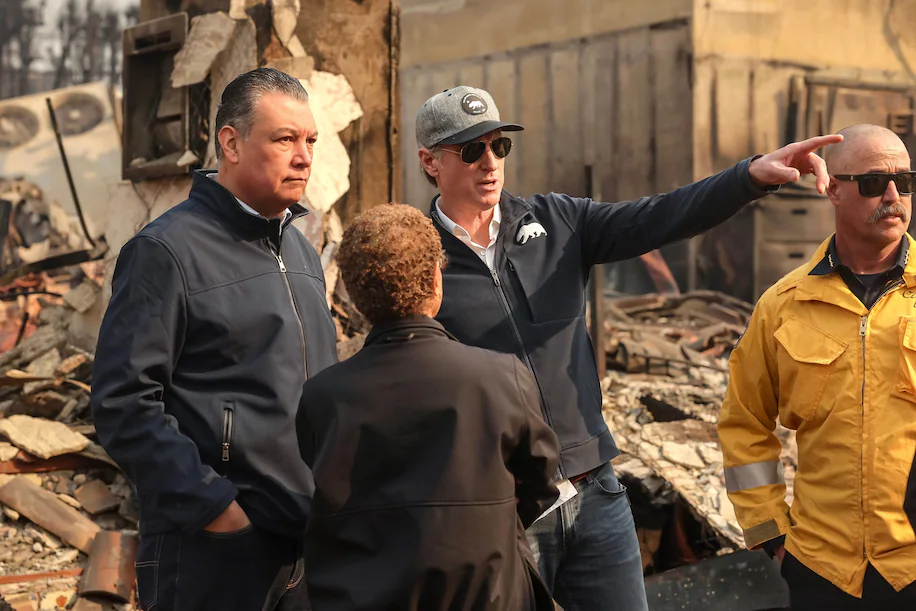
[{"x1": 204, "y1": 500, "x2": 250, "y2": 533}]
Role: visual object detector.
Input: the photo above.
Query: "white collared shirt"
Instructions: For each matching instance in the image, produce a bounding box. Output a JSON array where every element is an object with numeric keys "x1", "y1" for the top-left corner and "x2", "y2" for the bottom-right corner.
[
  {"x1": 435, "y1": 197, "x2": 500, "y2": 271},
  {"x1": 206, "y1": 173, "x2": 291, "y2": 223}
]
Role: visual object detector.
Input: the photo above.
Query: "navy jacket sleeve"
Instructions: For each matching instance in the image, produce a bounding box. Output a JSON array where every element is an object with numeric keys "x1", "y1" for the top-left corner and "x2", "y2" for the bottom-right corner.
[
  {"x1": 552, "y1": 157, "x2": 774, "y2": 268},
  {"x1": 508, "y1": 356, "x2": 560, "y2": 528},
  {"x1": 91, "y1": 235, "x2": 237, "y2": 534}
]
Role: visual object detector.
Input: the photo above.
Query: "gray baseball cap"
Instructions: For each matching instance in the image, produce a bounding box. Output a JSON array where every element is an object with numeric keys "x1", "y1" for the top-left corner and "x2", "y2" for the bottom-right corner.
[{"x1": 416, "y1": 86, "x2": 524, "y2": 149}]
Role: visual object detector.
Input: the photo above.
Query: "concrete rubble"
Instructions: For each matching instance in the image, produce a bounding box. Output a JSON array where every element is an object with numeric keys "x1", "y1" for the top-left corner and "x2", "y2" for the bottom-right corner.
[
  {"x1": 0, "y1": 1, "x2": 372, "y2": 602},
  {"x1": 601, "y1": 291, "x2": 797, "y2": 569}
]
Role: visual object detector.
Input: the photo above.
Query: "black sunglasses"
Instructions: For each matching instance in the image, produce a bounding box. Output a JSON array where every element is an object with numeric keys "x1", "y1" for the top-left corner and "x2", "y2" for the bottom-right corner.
[
  {"x1": 833, "y1": 172, "x2": 916, "y2": 197},
  {"x1": 440, "y1": 137, "x2": 512, "y2": 164}
]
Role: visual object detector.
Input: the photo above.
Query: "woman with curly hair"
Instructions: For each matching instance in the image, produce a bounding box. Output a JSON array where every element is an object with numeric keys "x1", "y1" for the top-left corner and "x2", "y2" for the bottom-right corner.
[{"x1": 296, "y1": 203, "x2": 560, "y2": 611}]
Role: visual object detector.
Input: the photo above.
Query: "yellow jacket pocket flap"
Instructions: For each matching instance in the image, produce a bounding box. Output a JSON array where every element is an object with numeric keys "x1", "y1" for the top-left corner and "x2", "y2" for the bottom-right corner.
[{"x1": 774, "y1": 318, "x2": 847, "y2": 365}]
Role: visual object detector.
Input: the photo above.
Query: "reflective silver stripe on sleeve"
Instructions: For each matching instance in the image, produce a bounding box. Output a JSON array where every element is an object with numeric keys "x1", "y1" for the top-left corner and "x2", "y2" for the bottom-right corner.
[{"x1": 724, "y1": 460, "x2": 785, "y2": 493}]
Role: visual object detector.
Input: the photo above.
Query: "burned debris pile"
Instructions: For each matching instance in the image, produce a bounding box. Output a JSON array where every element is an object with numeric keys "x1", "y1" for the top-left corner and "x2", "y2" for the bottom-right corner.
[{"x1": 600, "y1": 292, "x2": 797, "y2": 573}]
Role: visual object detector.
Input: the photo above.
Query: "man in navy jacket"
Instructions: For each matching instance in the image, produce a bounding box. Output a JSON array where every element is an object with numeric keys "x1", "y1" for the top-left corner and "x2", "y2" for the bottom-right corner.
[
  {"x1": 92, "y1": 69, "x2": 338, "y2": 611},
  {"x1": 415, "y1": 85, "x2": 841, "y2": 611}
]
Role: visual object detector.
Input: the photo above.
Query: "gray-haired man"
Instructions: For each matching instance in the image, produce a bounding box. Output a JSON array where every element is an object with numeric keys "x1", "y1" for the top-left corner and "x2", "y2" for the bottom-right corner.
[
  {"x1": 416, "y1": 85, "x2": 841, "y2": 611},
  {"x1": 92, "y1": 68, "x2": 338, "y2": 610}
]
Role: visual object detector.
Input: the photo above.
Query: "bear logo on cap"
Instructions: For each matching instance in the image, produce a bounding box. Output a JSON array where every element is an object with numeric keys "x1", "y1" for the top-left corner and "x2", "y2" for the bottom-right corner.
[{"x1": 461, "y1": 93, "x2": 488, "y2": 115}]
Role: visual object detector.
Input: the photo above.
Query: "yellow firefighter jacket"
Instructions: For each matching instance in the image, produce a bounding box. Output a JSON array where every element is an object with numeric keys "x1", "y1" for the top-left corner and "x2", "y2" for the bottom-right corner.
[{"x1": 719, "y1": 234, "x2": 916, "y2": 597}]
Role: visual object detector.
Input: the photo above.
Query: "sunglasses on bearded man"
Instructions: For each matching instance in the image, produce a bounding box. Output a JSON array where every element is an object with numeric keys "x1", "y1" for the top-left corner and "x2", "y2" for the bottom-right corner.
[
  {"x1": 833, "y1": 172, "x2": 916, "y2": 198},
  {"x1": 439, "y1": 137, "x2": 512, "y2": 164}
]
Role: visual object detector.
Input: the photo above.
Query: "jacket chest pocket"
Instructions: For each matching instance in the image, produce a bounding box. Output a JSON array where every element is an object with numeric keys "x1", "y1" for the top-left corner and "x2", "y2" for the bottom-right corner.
[
  {"x1": 774, "y1": 318, "x2": 847, "y2": 422},
  {"x1": 895, "y1": 318, "x2": 916, "y2": 400}
]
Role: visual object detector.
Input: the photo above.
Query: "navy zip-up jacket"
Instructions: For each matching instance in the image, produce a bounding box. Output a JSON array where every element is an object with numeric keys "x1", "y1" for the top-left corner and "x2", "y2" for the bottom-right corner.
[
  {"x1": 432, "y1": 158, "x2": 772, "y2": 478},
  {"x1": 91, "y1": 171, "x2": 338, "y2": 537}
]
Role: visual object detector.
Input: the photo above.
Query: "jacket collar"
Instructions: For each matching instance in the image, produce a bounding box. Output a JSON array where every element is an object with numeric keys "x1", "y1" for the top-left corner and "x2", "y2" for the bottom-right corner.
[
  {"x1": 364, "y1": 316, "x2": 458, "y2": 347},
  {"x1": 790, "y1": 233, "x2": 916, "y2": 314},
  {"x1": 808, "y1": 234, "x2": 910, "y2": 277},
  {"x1": 191, "y1": 170, "x2": 309, "y2": 236},
  {"x1": 428, "y1": 189, "x2": 534, "y2": 239}
]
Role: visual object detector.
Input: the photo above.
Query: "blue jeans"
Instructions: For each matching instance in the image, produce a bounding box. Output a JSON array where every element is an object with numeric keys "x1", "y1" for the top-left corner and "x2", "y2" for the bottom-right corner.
[{"x1": 526, "y1": 462, "x2": 648, "y2": 611}]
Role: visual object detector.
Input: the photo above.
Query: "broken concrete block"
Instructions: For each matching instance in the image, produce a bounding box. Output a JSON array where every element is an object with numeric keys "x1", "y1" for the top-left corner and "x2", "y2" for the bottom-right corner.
[
  {"x1": 6, "y1": 592, "x2": 39, "y2": 611},
  {"x1": 661, "y1": 441, "x2": 705, "y2": 470},
  {"x1": 0, "y1": 441, "x2": 19, "y2": 461},
  {"x1": 39, "y1": 591, "x2": 77, "y2": 611},
  {"x1": 176, "y1": 150, "x2": 199, "y2": 167},
  {"x1": 229, "y1": 0, "x2": 246, "y2": 19},
  {"x1": 23, "y1": 347, "x2": 62, "y2": 394},
  {"x1": 0, "y1": 415, "x2": 90, "y2": 459},
  {"x1": 285, "y1": 34, "x2": 307, "y2": 58},
  {"x1": 291, "y1": 206, "x2": 323, "y2": 251},
  {"x1": 300, "y1": 72, "x2": 363, "y2": 214},
  {"x1": 57, "y1": 493, "x2": 82, "y2": 509},
  {"x1": 62, "y1": 280, "x2": 100, "y2": 314},
  {"x1": 309, "y1": 71, "x2": 364, "y2": 134},
  {"x1": 272, "y1": 0, "x2": 300, "y2": 46},
  {"x1": 266, "y1": 56, "x2": 315, "y2": 80},
  {"x1": 171, "y1": 12, "x2": 237, "y2": 88},
  {"x1": 74, "y1": 480, "x2": 121, "y2": 515},
  {"x1": 26, "y1": 390, "x2": 72, "y2": 419},
  {"x1": 205, "y1": 17, "x2": 258, "y2": 167}
]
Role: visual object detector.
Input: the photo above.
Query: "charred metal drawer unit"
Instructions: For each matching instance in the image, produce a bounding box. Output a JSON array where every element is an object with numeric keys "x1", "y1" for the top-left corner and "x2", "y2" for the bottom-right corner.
[{"x1": 752, "y1": 184, "x2": 832, "y2": 299}]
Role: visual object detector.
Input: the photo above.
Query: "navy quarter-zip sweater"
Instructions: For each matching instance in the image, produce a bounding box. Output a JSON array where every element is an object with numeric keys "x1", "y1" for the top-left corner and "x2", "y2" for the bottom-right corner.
[{"x1": 432, "y1": 158, "x2": 773, "y2": 478}]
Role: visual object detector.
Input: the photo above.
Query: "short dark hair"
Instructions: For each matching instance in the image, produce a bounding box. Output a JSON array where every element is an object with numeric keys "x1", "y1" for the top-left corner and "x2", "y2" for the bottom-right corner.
[
  {"x1": 214, "y1": 67, "x2": 309, "y2": 160},
  {"x1": 338, "y1": 203, "x2": 446, "y2": 325}
]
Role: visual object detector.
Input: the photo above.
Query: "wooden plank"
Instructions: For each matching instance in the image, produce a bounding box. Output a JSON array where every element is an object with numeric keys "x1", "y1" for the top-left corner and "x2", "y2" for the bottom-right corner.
[
  {"x1": 651, "y1": 23, "x2": 693, "y2": 192},
  {"x1": 0, "y1": 477, "x2": 100, "y2": 553},
  {"x1": 751, "y1": 63, "x2": 790, "y2": 154},
  {"x1": 584, "y1": 36, "x2": 617, "y2": 202},
  {"x1": 404, "y1": 67, "x2": 449, "y2": 211},
  {"x1": 714, "y1": 60, "x2": 753, "y2": 167},
  {"x1": 616, "y1": 27, "x2": 653, "y2": 200},
  {"x1": 651, "y1": 23, "x2": 694, "y2": 291},
  {"x1": 692, "y1": 57, "x2": 717, "y2": 181},
  {"x1": 518, "y1": 50, "x2": 551, "y2": 196},
  {"x1": 484, "y1": 56, "x2": 520, "y2": 193},
  {"x1": 549, "y1": 44, "x2": 585, "y2": 196},
  {"x1": 400, "y1": 68, "x2": 429, "y2": 210}
]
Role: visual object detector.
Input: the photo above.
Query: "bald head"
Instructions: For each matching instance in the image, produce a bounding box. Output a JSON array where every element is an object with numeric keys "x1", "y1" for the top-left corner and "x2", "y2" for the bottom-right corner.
[{"x1": 825, "y1": 124, "x2": 909, "y2": 174}]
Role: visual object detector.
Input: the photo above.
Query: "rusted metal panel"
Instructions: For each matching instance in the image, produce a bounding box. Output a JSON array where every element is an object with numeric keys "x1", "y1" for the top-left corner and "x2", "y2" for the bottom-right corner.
[
  {"x1": 79, "y1": 530, "x2": 139, "y2": 603},
  {"x1": 0, "y1": 476, "x2": 100, "y2": 553}
]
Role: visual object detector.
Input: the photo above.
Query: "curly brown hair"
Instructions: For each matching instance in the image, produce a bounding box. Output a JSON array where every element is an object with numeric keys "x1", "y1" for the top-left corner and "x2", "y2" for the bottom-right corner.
[{"x1": 338, "y1": 203, "x2": 446, "y2": 325}]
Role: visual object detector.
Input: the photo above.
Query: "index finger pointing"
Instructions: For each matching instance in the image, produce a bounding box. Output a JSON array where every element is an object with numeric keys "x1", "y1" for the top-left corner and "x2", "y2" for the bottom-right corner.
[{"x1": 793, "y1": 134, "x2": 844, "y2": 153}]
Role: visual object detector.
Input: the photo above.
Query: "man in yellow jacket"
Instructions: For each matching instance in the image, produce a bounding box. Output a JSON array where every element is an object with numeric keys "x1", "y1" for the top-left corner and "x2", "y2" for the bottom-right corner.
[{"x1": 719, "y1": 123, "x2": 916, "y2": 609}]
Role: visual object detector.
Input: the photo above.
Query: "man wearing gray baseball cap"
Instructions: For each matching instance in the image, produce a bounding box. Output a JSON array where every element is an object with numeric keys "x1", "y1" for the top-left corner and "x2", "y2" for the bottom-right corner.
[{"x1": 416, "y1": 85, "x2": 841, "y2": 611}]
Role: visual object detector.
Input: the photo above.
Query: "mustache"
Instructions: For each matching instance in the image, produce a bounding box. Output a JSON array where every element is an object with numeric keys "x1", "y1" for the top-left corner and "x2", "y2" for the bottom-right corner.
[{"x1": 867, "y1": 202, "x2": 910, "y2": 224}]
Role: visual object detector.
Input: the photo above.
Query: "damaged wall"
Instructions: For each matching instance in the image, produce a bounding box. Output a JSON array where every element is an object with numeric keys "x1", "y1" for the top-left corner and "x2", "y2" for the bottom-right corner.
[
  {"x1": 293, "y1": 0, "x2": 401, "y2": 221},
  {"x1": 401, "y1": 0, "x2": 916, "y2": 300},
  {"x1": 138, "y1": 0, "x2": 400, "y2": 223}
]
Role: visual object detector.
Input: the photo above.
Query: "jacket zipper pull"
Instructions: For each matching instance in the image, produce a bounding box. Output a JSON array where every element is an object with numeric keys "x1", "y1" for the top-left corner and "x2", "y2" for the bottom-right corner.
[
  {"x1": 276, "y1": 254, "x2": 287, "y2": 273},
  {"x1": 507, "y1": 259, "x2": 515, "y2": 272},
  {"x1": 859, "y1": 316, "x2": 867, "y2": 337},
  {"x1": 490, "y1": 269, "x2": 500, "y2": 287},
  {"x1": 221, "y1": 407, "x2": 233, "y2": 462}
]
